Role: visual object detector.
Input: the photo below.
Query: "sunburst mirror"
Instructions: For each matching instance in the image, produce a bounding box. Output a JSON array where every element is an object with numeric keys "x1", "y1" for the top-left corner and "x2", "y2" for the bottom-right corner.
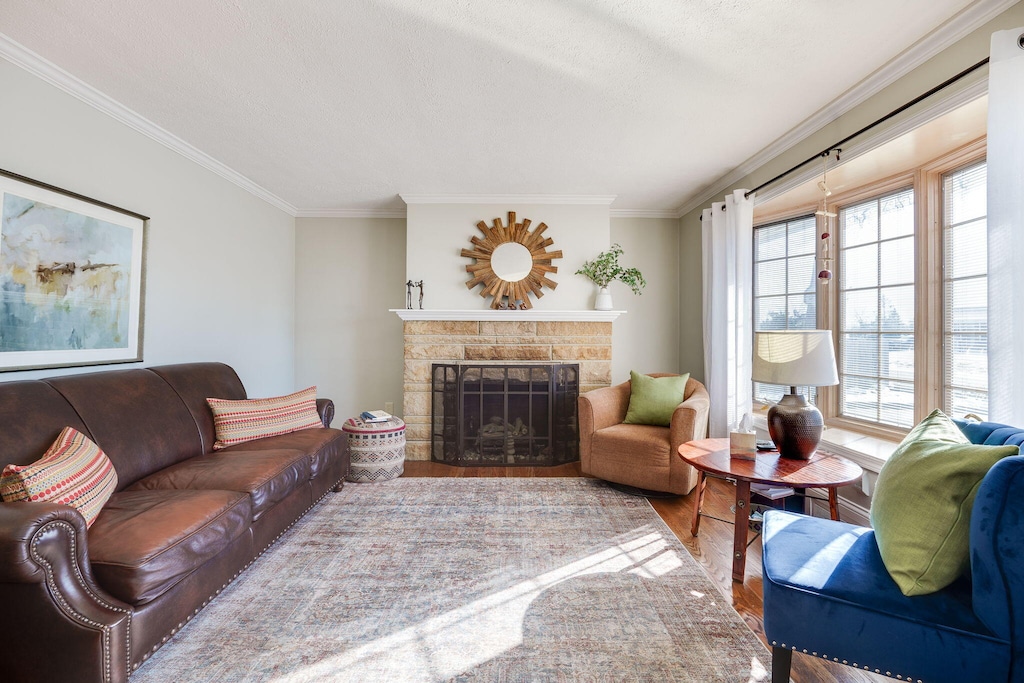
[{"x1": 461, "y1": 211, "x2": 562, "y2": 309}]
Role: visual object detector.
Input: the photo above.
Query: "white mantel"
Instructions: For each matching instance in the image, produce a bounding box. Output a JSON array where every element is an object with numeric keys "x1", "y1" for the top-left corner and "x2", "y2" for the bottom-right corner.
[{"x1": 390, "y1": 309, "x2": 625, "y2": 322}]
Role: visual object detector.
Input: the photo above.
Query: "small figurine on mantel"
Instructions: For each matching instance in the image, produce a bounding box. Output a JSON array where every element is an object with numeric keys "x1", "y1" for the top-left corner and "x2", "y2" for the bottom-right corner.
[{"x1": 405, "y1": 280, "x2": 425, "y2": 309}]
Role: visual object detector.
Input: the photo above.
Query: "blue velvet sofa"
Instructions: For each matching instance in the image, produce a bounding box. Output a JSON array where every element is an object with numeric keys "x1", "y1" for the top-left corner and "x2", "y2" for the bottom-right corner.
[{"x1": 762, "y1": 419, "x2": 1024, "y2": 683}]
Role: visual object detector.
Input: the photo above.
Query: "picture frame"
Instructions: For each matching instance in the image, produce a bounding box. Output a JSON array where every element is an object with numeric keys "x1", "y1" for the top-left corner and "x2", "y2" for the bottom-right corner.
[{"x1": 0, "y1": 168, "x2": 148, "y2": 372}]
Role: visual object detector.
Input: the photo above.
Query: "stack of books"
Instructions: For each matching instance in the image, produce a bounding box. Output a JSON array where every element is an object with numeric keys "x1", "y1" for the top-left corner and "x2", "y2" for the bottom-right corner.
[
  {"x1": 751, "y1": 483, "x2": 795, "y2": 500},
  {"x1": 360, "y1": 410, "x2": 392, "y2": 423}
]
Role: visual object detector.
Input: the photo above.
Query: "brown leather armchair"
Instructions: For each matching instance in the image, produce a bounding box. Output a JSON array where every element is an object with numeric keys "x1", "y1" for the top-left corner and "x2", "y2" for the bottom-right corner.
[{"x1": 578, "y1": 374, "x2": 710, "y2": 495}]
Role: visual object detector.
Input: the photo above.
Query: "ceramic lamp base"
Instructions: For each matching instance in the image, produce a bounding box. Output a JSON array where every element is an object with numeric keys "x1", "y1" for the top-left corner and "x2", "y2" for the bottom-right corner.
[{"x1": 767, "y1": 392, "x2": 823, "y2": 460}]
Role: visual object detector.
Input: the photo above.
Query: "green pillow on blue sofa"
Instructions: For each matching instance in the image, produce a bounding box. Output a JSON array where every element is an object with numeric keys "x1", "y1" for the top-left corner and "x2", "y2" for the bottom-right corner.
[{"x1": 870, "y1": 409, "x2": 1019, "y2": 596}]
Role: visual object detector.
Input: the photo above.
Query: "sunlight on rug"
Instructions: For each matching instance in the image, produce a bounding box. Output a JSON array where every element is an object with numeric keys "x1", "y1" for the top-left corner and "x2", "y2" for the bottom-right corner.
[
  {"x1": 280, "y1": 530, "x2": 681, "y2": 680},
  {"x1": 132, "y1": 479, "x2": 768, "y2": 682}
]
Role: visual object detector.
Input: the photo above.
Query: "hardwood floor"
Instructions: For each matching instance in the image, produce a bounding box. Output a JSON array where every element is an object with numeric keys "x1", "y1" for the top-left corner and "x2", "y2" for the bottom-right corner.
[{"x1": 402, "y1": 460, "x2": 887, "y2": 682}]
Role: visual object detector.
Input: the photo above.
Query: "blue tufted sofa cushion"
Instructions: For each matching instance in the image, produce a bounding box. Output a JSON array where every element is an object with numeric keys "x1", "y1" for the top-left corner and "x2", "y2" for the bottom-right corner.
[{"x1": 762, "y1": 511, "x2": 1010, "y2": 682}]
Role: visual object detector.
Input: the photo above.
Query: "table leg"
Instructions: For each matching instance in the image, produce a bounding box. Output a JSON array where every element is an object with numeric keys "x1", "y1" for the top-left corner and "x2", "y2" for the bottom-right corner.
[
  {"x1": 829, "y1": 487, "x2": 840, "y2": 521},
  {"x1": 690, "y1": 471, "x2": 706, "y2": 536},
  {"x1": 732, "y1": 479, "x2": 751, "y2": 583}
]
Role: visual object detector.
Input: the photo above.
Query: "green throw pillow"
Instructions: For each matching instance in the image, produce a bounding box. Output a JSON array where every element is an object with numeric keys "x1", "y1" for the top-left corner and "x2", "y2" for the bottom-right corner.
[
  {"x1": 870, "y1": 409, "x2": 1019, "y2": 596},
  {"x1": 623, "y1": 371, "x2": 690, "y2": 427}
]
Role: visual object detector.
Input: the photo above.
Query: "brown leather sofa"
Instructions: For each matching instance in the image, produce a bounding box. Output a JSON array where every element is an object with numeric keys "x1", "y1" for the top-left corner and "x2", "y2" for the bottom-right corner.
[
  {"x1": 578, "y1": 374, "x2": 710, "y2": 495},
  {"x1": 0, "y1": 362, "x2": 349, "y2": 683}
]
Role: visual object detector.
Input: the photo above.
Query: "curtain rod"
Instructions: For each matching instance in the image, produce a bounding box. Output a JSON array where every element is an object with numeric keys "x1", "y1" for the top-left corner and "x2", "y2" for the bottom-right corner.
[{"x1": 744, "y1": 56, "x2": 990, "y2": 199}]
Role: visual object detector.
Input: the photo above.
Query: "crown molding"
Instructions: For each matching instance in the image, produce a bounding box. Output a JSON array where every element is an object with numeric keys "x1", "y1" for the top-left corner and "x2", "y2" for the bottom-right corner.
[
  {"x1": 609, "y1": 208, "x2": 679, "y2": 219},
  {"x1": 294, "y1": 207, "x2": 408, "y2": 219},
  {"x1": 673, "y1": 0, "x2": 1015, "y2": 218},
  {"x1": 0, "y1": 33, "x2": 299, "y2": 217},
  {"x1": 399, "y1": 193, "x2": 617, "y2": 205},
  {"x1": 5, "y1": 0, "x2": 1013, "y2": 223}
]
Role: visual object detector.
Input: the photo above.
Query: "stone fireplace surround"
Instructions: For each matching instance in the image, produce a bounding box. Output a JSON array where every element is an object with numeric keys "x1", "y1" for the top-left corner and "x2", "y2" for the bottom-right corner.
[{"x1": 393, "y1": 309, "x2": 623, "y2": 460}]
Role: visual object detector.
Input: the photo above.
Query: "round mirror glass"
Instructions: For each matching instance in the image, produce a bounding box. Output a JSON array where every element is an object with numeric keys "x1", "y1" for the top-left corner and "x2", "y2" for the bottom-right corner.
[{"x1": 490, "y1": 242, "x2": 533, "y2": 282}]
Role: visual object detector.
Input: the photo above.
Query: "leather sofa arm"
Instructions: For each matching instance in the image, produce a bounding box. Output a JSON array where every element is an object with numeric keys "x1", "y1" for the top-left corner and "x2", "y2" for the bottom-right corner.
[
  {"x1": 0, "y1": 502, "x2": 132, "y2": 683},
  {"x1": 0, "y1": 501, "x2": 86, "y2": 582},
  {"x1": 316, "y1": 398, "x2": 335, "y2": 428}
]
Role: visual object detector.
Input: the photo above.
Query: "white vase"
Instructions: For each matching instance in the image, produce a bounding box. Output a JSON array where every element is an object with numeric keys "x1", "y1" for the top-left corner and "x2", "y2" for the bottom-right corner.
[{"x1": 594, "y1": 286, "x2": 613, "y2": 311}]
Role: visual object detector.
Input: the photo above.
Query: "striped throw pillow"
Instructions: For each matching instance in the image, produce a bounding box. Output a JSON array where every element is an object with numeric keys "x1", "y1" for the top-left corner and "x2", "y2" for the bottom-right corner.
[
  {"x1": 207, "y1": 386, "x2": 323, "y2": 450},
  {"x1": 0, "y1": 427, "x2": 118, "y2": 527}
]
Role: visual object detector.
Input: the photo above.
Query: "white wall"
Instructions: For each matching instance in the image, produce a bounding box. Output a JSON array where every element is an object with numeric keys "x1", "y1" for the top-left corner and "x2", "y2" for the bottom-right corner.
[
  {"x1": 291, "y1": 213, "x2": 681, "y2": 421},
  {"x1": 0, "y1": 60, "x2": 296, "y2": 395},
  {"x1": 610, "y1": 216, "x2": 681, "y2": 383},
  {"x1": 405, "y1": 201, "x2": 610, "y2": 310},
  {"x1": 294, "y1": 217, "x2": 406, "y2": 420}
]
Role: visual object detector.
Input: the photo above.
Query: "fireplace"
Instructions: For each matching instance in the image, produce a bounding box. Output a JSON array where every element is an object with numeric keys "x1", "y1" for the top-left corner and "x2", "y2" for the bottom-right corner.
[{"x1": 431, "y1": 362, "x2": 579, "y2": 466}]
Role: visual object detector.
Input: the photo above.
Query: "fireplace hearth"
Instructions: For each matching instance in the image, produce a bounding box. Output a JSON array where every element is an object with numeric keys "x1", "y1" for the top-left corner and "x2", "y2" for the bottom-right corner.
[{"x1": 431, "y1": 362, "x2": 579, "y2": 466}]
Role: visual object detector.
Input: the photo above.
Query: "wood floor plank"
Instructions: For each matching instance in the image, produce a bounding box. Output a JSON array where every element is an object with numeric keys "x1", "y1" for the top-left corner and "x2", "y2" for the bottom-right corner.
[{"x1": 401, "y1": 462, "x2": 886, "y2": 682}]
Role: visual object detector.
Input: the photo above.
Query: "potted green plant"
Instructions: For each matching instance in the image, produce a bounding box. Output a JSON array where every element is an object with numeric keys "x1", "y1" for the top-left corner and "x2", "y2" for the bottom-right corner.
[{"x1": 575, "y1": 243, "x2": 646, "y2": 310}]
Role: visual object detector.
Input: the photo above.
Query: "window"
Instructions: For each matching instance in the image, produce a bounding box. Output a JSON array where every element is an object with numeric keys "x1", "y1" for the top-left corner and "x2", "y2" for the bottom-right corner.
[
  {"x1": 751, "y1": 143, "x2": 988, "y2": 436},
  {"x1": 838, "y1": 188, "x2": 916, "y2": 428},
  {"x1": 752, "y1": 215, "x2": 817, "y2": 403},
  {"x1": 943, "y1": 161, "x2": 988, "y2": 420}
]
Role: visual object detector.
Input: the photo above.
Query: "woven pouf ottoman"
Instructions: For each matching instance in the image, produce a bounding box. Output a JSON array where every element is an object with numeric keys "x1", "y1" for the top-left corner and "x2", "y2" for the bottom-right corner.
[{"x1": 342, "y1": 416, "x2": 406, "y2": 483}]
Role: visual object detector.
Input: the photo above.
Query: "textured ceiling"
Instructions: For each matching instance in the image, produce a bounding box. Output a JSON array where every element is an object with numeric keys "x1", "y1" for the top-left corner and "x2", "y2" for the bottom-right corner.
[{"x1": 0, "y1": 1, "x2": 988, "y2": 214}]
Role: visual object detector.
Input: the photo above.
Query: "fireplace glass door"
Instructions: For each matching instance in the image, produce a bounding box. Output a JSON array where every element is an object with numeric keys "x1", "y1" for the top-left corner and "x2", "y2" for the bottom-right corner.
[{"x1": 431, "y1": 363, "x2": 579, "y2": 466}]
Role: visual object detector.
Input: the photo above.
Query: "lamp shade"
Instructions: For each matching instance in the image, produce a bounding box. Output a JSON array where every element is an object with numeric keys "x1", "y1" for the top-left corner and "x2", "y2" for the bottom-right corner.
[{"x1": 752, "y1": 330, "x2": 839, "y2": 387}]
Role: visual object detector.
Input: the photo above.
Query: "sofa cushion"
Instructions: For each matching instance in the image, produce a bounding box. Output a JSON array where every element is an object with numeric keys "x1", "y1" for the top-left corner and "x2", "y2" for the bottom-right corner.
[
  {"x1": 871, "y1": 409, "x2": 1019, "y2": 596},
  {"x1": 207, "y1": 386, "x2": 323, "y2": 450},
  {"x1": 44, "y1": 369, "x2": 204, "y2": 489},
  {"x1": 0, "y1": 380, "x2": 92, "y2": 469},
  {"x1": 589, "y1": 423, "x2": 672, "y2": 486},
  {"x1": 88, "y1": 489, "x2": 251, "y2": 605},
  {"x1": 148, "y1": 363, "x2": 248, "y2": 454},
  {"x1": 0, "y1": 427, "x2": 117, "y2": 527},
  {"x1": 219, "y1": 427, "x2": 345, "y2": 481},
  {"x1": 762, "y1": 510, "x2": 1009, "y2": 682},
  {"x1": 623, "y1": 372, "x2": 689, "y2": 427},
  {"x1": 127, "y1": 449, "x2": 311, "y2": 520}
]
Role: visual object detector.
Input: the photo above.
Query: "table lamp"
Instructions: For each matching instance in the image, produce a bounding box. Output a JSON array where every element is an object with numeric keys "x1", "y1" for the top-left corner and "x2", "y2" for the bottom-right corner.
[{"x1": 751, "y1": 330, "x2": 839, "y2": 459}]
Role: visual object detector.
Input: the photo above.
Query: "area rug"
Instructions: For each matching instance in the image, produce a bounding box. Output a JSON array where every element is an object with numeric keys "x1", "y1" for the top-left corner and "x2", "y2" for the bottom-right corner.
[{"x1": 132, "y1": 478, "x2": 769, "y2": 682}]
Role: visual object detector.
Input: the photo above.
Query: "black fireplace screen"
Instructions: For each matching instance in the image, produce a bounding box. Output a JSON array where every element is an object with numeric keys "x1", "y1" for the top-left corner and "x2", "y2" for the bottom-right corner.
[{"x1": 431, "y1": 363, "x2": 579, "y2": 466}]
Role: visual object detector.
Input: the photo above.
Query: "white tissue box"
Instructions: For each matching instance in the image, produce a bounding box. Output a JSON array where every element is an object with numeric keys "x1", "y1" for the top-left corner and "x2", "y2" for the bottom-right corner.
[{"x1": 730, "y1": 431, "x2": 756, "y2": 460}]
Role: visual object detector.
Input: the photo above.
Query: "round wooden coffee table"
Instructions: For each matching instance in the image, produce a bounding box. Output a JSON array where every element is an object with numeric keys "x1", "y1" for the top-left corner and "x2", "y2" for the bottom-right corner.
[{"x1": 678, "y1": 437, "x2": 863, "y2": 583}]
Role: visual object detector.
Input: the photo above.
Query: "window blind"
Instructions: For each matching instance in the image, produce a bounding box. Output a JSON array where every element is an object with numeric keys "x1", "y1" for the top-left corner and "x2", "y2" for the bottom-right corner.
[
  {"x1": 838, "y1": 188, "x2": 915, "y2": 428},
  {"x1": 942, "y1": 161, "x2": 988, "y2": 420}
]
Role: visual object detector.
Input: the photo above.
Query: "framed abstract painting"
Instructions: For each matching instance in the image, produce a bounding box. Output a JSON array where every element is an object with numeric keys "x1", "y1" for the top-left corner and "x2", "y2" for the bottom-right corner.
[{"x1": 0, "y1": 169, "x2": 148, "y2": 372}]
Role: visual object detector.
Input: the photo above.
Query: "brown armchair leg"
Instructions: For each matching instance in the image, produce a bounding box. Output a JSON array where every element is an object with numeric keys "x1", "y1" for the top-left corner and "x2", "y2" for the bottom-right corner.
[{"x1": 772, "y1": 645, "x2": 792, "y2": 683}]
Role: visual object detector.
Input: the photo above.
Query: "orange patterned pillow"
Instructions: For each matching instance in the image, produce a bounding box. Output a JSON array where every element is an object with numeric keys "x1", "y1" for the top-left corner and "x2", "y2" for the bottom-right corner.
[
  {"x1": 0, "y1": 427, "x2": 118, "y2": 527},
  {"x1": 207, "y1": 386, "x2": 323, "y2": 450}
]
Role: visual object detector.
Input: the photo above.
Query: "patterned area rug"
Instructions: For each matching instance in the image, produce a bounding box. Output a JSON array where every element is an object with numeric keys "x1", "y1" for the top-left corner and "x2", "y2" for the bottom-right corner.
[{"x1": 132, "y1": 478, "x2": 769, "y2": 682}]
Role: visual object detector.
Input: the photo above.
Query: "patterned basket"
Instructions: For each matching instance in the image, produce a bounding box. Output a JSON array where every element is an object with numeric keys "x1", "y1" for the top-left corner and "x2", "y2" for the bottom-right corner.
[{"x1": 342, "y1": 417, "x2": 406, "y2": 483}]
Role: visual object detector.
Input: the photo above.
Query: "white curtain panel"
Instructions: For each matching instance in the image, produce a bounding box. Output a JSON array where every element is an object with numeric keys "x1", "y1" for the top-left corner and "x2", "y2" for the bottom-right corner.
[
  {"x1": 987, "y1": 27, "x2": 1024, "y2": 425},
  {"x1": 701, "y1": 189, "x2": 755, "y2": 437}
]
